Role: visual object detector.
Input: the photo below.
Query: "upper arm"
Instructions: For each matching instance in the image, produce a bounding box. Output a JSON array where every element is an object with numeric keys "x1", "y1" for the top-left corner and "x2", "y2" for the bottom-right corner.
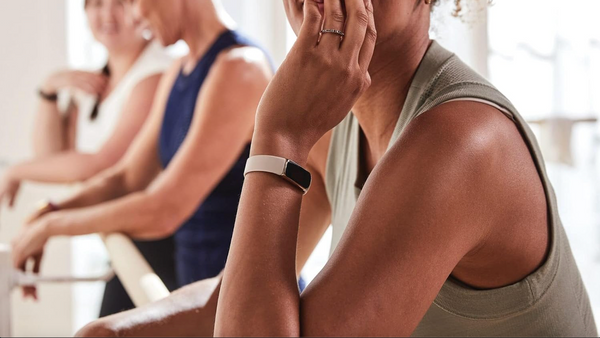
[
  {"x1": 85, "y1": 74, "x2": 163, "y2": 178},
  {"x1": 115, "y1": 60, "x2": 182, "y2": 192},
  {"x1": 64, "y1": 102, "x2": 79, "y2": 151},
  {"x1": 145, "y1": 48, "x2": 273, "y2": 231},
  {"x1": 298, "y1": 105, "x2": 501, "y2": 336}
]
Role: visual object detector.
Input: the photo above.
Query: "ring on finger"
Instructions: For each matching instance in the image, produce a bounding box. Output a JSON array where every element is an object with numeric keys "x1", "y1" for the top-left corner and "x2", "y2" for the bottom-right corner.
[{"x1": 321, "y1": 29, "x2": 345, "y2": 37}]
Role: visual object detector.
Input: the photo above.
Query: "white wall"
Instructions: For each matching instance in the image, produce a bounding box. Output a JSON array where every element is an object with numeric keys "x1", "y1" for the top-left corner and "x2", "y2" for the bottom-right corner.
[
  {"x1": 221, "y1": 0, "x2": 289, "y2": 68},
  {"x1": 0, "y1": 0, "x2": 75, "y2": 336},
  {"x1": 431, "y1": 1, "x2": 490, "y2": 78}
]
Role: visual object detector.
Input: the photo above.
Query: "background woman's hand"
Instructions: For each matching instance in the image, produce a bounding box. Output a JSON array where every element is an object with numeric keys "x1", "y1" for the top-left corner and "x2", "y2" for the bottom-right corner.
[
  {"x1": 11, "y1": 210, "x2": 56, "y2": 300},
  {"x1": 252, "y1": 0, "x2": 376, "y2": 163},
  {"x1": 41, "y1": 70, "x2": 108, "y2": 96},
  {"x1": 0, "y1": 171, "x2": 21, "y2": 208}
]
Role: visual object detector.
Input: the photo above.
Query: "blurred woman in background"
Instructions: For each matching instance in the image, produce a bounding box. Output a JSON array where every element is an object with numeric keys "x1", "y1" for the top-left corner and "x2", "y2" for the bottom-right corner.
[
  {"x1": 1, "y1": 0, "x2": 175, "y2": 318},
  {"x1": 10, "y1": 0, "x2": 273, "y2": 315}
]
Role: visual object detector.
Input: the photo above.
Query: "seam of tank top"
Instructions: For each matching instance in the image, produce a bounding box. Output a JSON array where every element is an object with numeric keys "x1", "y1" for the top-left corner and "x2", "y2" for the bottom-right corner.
[
  {"x1": 432, "y1": 255, "x2": 563, "y2": 321},
  {"x1": 417, "y1": 82, "x2": 511, "y2": 113},
  {"x1": 438, "y1": 97, "x2": 511, "y2": 115}
]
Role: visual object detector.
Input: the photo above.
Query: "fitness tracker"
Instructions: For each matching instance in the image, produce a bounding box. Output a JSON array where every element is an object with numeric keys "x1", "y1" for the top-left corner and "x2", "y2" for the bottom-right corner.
[{"x1": 244, "y1": 155, "x2": 312, "y2": 194}]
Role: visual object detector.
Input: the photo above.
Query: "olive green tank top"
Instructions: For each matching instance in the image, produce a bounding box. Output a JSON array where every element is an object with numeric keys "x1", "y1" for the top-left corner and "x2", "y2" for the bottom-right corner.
[{"x1": 325, "y1": 41, "x2": 598, "y2": 336}]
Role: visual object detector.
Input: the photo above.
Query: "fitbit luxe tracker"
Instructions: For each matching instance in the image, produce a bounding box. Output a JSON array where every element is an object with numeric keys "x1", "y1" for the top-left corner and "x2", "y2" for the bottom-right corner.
[{"x1": 244, "y1": 155, "x2": 312, "y2": 194}]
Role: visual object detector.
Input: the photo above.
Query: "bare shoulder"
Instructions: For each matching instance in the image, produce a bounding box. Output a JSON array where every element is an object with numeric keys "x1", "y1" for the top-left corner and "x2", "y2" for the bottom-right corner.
[
  {"x1": 129, "y1": 73, "x2": 162, "y2": 97},
  {"x1": 210, "y1": 46, "x2": 273, "y2": 86},
  {"x1": 150, "y1": 57, "x2": 184, "y2": 96},
  {"x1": 396, "y1": 100, "x2": 524, "y2": 166}
]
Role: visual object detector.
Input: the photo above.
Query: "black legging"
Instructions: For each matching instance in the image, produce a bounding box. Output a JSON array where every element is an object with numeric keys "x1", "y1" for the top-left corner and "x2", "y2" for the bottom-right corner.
[{"x1": 99, "y1": 236, "x2": 178, "y2": 317}]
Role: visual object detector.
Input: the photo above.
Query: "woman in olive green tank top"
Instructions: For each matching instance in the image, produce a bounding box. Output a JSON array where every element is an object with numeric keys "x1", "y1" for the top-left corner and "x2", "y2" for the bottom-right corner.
[
  {"x1": 77, "y1": 0, "x2": 597, "y2": 336},
  {"x1": 214, "y1": 0, "x2": 597, "y2": 336}
]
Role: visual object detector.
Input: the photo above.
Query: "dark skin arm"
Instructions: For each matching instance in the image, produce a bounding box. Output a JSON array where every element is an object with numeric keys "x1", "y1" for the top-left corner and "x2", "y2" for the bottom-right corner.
[
  {"x1": 75, "y1": 132, "x2": 332, "y2": 337},
  {"x1": 214, "y1": 0, "x2": 548, "y2": 335}
]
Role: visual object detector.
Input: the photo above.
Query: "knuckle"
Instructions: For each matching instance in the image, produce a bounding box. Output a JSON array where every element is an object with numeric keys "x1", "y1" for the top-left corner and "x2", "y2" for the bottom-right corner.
[
  {"x1": 363, "y1": 75, "x2": 372, "y2": 90},
  {"x1": 305, "y1": 12, "x2": 321, "y2": 26},
  {"x1": 347, "y1": 68, "x2": 364, "y2": 87},
  {"x1": 365, "y1": 0, "x2": 374, "y2": 13},
  {"x1": 366, "y1": 27, "x2": 378, "y2": 43},
  {"x1": 354, "y1": 9, "x2": 369, "y2": 26},
  {"x1": 329, "y1": 10, "x2": 346, "y2": 24}
]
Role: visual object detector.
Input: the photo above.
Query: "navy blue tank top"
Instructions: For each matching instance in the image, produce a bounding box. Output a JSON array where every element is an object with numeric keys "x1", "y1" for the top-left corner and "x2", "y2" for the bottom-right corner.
[{"x1": 159, "y1": 30, "x2": 265, "y2": 286}]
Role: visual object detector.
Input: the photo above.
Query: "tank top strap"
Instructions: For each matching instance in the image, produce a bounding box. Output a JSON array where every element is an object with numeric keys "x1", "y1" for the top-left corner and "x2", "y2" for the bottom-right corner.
[
  {"x1": 177, "y1": 30, "x2": 272, "y2": 89},
  {"x1": 383, "y1": 41, "x2": 563, "y2": 317}
]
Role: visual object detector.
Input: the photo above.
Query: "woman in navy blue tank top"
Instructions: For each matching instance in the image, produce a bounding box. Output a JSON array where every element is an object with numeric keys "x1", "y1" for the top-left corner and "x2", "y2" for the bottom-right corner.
[
  {"x1": 11, "y1": 0, "x2": 275, "y2": 299},
  {"x1": 159, "y1": 30, "x2": 258, "y2": 285}
]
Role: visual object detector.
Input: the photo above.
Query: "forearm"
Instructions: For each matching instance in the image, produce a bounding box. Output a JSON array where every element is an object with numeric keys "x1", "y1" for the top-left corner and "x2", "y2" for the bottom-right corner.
[
  {"x1": 78, "y1": 275, "x2": 221, "y2": 337},
  {"x1": 48, "y1": 190, "x2": 176, "y2": 240},
  {"x1": 215, "y1": 141, "x2": 306, "y2": 336},
  {"x1": 54, "y1": 166, "x2": 131, "y2": 210},
  {"x1": 9, "y1": 151, "x2": 110, "y2": 185},
  {"x1": 32, "y1": 99, "x2": 66, "y2": 156}
]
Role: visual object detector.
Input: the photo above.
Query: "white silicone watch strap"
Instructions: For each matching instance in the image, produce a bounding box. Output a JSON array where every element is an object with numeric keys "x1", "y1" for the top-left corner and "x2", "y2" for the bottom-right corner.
[{"x1": 244, "y1": 155, "x2": 287, "y2": 177}]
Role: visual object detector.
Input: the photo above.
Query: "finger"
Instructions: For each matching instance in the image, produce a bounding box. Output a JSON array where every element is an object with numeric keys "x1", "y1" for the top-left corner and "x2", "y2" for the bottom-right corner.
[
  {"x1": 79, "y1": 74, "x2": 106, "y2": 90},
  {"x1": 320, "y1": 0, "x2": 346, "y2": 46},
  {"x1": 8, "y1": 187, "x2": 18, "y2": 208},
  {"x1": 12, "y1": 245, "x2": 24, "y2": 269},
  {"x1": 340, "y1": 0, "x2": 369, "y2": 57},
  {"x1": 23, "y1": 286, "x2": 38, "y2": 301},
  {"x1": 9, "y1": 192, "x2": 16, "y2": 208},
  {"x1": 76, "y1": 81, "x2": 102, "y2": 95},
  {"x1": 28, "y1": 254, "x2": 42, "y2": 300},
  {"x1": 296, "y1": 0, "x2": 324, "y2": 47},
  {"x1": 33, "y1": 253, "x2": 42, "y2": 274},
  {"x1": 358, "y1": 0, "x2": 377, "y2": 72},
  {"x1": 75, "y1": 74, "x2": 105, "y2": 91}
]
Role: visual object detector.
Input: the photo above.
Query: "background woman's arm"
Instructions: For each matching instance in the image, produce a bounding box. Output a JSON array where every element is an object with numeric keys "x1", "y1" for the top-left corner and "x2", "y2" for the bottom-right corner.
[
  {"x1": 46, "y1": 52, "x2": 271, "y2": 240},
  {"x1": 75, "y1": 136, "x2": 331, "y2": 337},
  {"x1": 32, "y1": 70, "x2": 108, "y2": 155},
  {"x1": 8, "y1": 74, "x2": 162, "y2": 184}
]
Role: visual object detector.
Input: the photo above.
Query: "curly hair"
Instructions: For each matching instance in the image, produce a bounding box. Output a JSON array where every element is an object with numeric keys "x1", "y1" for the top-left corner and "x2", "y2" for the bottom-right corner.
[
  {"x1": 432, "y1": 0, "x2": 493, "y2": 18},
  {"x1": 432, "y1": 0, "x2": 463, "y2": 17}
]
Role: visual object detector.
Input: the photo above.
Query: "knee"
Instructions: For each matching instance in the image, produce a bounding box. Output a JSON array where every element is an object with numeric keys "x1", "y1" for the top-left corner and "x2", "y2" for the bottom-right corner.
[{"x1": 75, "y1": 319, "x2": 119, "y2": 337}]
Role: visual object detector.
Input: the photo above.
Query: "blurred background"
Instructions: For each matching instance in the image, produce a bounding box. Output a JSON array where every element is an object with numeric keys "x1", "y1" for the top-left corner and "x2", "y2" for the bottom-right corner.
[{"x1": 0, "y1": 0, "x2": 598, "y2": 335}]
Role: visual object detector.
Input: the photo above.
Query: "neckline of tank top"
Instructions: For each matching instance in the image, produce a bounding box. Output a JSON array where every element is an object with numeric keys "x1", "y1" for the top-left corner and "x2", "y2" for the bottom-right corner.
[
  {"x1": 350, "y1": 41, "x2": 514, "y2": 193},
  {"x1": 178, "y1": 29, "x2": 239, "y2": 79}
]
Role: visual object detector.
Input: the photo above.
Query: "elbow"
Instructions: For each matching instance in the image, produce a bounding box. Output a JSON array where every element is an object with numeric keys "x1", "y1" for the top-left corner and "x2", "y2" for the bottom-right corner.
[
  {"x1": 154, "y1": 216, "x2": 180, "y2": 238},
  {"x1": 135, "y1": 195, "x2": 182, "y2": 239},
  {"x1": 79, "y1": 155, "x2": 116, "y2": 182},
  {"x1": 75, "y1": 319, "x2": 120, "y2": 337}
]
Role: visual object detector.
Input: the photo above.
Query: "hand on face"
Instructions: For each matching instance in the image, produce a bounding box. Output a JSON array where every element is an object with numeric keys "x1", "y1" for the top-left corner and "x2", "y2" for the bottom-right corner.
[{"x1": 253, "y1": 0, "x2": 377, "y2": 163}]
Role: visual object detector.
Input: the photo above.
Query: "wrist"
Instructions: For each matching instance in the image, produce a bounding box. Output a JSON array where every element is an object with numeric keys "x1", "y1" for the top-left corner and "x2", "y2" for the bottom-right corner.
[
  {"x1": 251, "y1": 130, "x2": 314, "y2": 167},
  {"x1": 40, "y1": 80, "x2": 58, "y2": 95},
  {"x1": 42, "y1": 212, "x2": 63, "y2": 237}
]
